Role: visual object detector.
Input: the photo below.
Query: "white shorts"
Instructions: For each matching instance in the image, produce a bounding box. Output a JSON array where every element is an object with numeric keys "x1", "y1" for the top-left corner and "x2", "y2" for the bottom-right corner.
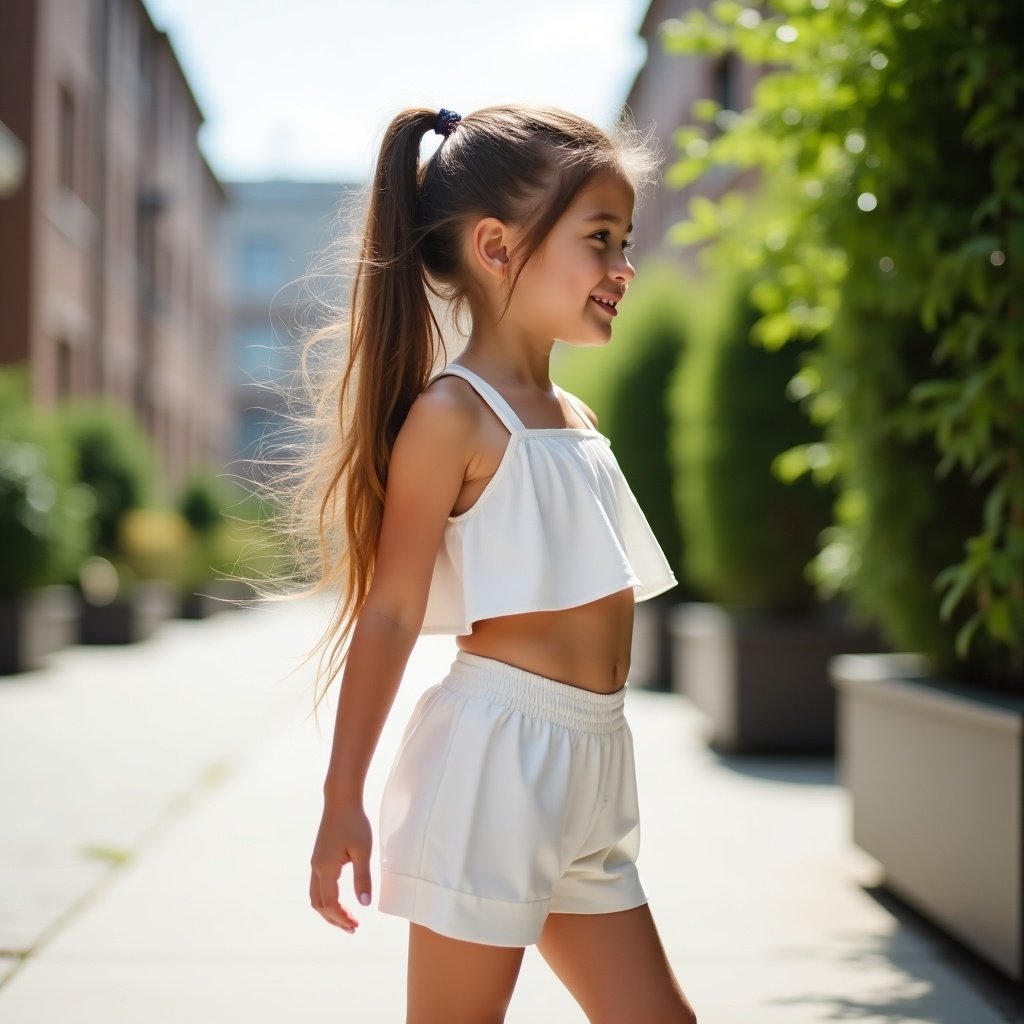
[{"x1": 377, "y1": 649, "x2": 647, "y2": 947}]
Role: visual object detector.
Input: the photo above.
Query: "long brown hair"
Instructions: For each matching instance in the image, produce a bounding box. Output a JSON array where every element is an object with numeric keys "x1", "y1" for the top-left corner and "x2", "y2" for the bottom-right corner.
[{"x1": 252, "y1": 104, "x2": 660, "y2": 719}]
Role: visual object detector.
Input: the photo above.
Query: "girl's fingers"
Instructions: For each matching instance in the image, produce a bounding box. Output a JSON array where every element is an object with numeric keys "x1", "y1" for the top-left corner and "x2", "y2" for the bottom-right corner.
[
  {"x1": 311, "y1": 859, "x2": 359, "y2": 932},
  {"x1": 349, "y1": 844, "x2": 373, "y2": 908}
]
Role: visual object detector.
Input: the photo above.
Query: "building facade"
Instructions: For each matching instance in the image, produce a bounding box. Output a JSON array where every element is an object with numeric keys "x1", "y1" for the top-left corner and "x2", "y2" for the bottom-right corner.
[
  {"x1": 621, "y1": 0, "x2": 765, "y2": 271},
  {"x1": 0, "y1": 0, "x2": 230, "y2": 487},
  {"x1": 223, "y1": 179, "x2": 360, "y2": 478}
]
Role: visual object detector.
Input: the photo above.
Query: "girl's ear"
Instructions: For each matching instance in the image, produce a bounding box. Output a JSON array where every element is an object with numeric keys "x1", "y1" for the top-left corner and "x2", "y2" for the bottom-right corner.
[{"x1": 467, "y1": 216, "x2": 513, "y2": 280}]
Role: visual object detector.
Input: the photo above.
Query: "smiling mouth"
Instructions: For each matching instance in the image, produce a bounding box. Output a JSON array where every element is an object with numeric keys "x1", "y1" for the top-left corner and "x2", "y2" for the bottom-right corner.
[{"x1": 590, "y1": 296, "x2": 618, "y2": 317}]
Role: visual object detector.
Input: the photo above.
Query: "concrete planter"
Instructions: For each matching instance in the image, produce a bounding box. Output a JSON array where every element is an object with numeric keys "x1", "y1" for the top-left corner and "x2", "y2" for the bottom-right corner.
[
  {"x1": 0, "y1": 585, "x2": 78, "y2": 674},
  {"x1": 831, "y1": 653, "x2": 1024, "y2": 981},
  {"x1": 668, "y1": 601, "x2": 883, "y2": 753},
  {"x1": 627, "y1": 593, "x2": 675, "y2": 691},
  {"x1": 78, "y1": 580, "x2": 177, "y2": 645}
]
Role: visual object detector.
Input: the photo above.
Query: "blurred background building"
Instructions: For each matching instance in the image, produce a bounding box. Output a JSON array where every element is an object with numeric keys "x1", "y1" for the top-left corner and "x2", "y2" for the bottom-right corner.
[
  {"x1": 0, "y1": 0, "x2": 230, "y2": 487},
  {"x1": 224, "y1": 180, "x2": 358, "y2": 478},
  {"x1": 624, "y1": 0, "x2": 764, "y2": 268},
  {"x1": 0, "y1": 0, "x2": 755, "y2": 484}
]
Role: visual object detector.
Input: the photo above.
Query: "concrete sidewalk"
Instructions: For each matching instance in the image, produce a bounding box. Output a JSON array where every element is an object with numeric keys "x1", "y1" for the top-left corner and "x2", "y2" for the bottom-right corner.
[{"x1": 1, "y1": 599, "x2": 1022, "y2": 1021}]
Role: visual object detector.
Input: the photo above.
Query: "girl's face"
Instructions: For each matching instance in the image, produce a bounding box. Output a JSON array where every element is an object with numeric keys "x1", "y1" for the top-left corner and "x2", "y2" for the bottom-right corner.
[{"x1": 512, "y1": 169, "x2": 637, "y2": 347}]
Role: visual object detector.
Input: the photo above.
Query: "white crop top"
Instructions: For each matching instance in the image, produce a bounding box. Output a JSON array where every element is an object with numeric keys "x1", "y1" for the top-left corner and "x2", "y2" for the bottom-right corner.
[{"x1": 418, "y1": 364, "x2": 678, "y2": 636}]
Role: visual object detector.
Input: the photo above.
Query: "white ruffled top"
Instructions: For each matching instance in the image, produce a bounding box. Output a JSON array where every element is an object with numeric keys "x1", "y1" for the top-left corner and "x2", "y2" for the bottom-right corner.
[{"x1": 419, "y1": 364, "x2": 678, "y2": 636}]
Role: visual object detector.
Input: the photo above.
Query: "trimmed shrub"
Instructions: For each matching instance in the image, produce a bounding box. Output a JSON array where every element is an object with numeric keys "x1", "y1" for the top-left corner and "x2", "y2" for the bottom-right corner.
[
  {"x1": 809, "y1": 305, "x2": 989, "y2": 673},
  {"x1": 174, "y1": 471, "x2": 263, "y2": 591},
  {"x1": 178, "y1": 468, "x2": 236, "y2": 536},
  {"x1": 118, "y1": 507, "x2": 193, "y2": 586},
  {"x1": 669, "y1": 267, "x2": 832, "y2": 612},
  {"x1": 59, "y1": 400, "x2": 158, "y2": 554},
  {"x1": 0, "y1": 366, "x2": 93, "y2": 594}
]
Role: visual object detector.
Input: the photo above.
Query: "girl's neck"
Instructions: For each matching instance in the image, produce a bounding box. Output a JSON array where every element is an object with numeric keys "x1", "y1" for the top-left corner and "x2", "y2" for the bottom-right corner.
[{"x1": 457, "y1": 341, "x2": 555, "y2": 392}]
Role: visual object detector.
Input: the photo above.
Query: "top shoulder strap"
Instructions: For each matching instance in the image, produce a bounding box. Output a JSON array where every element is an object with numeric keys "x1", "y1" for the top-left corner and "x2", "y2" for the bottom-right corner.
[{"x1": 428, "y1": 364, "x2": 525, "y2": 433}]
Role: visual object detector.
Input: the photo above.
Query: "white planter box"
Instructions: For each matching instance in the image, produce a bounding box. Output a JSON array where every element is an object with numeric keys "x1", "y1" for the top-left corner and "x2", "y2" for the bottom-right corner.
[{"x1": 831, "y1": 653, "x2": 1024, "y2": 980}]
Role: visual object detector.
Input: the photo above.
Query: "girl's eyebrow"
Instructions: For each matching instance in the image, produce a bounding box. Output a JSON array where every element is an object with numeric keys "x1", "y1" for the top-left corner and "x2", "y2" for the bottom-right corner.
[{"x1": 583, "y1": 211, "x2": 634, "y2": 232}]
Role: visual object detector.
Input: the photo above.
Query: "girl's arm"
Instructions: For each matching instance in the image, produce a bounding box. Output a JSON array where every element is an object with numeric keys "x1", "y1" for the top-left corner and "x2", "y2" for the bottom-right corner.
[{"x1": 310, "y1": 380, "x2": 475, "y2": 928}]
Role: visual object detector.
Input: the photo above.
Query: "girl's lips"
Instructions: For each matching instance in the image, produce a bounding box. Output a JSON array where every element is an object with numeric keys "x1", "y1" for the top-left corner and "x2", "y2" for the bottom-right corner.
[{"x1": 590, "y1": 296, "x2": 618, "y2": 318}]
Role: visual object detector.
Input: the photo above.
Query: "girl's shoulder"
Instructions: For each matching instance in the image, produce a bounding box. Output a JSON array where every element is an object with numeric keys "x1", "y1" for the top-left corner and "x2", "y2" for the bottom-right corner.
[
  {"x1": 397, "y1": 375, "x2": 482, "y2": 458},
  {"x1": 416, "y1": 373, "x2": 486, "y2": 433},
  {"x1": 419, "y1": 369, "x2": 516, "y2": 442}
]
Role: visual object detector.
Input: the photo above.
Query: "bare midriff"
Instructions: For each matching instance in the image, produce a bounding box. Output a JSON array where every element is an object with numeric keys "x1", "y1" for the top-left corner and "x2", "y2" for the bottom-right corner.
[{"x1": 454, "y1": 587, "x2": 636, "y2": 695}]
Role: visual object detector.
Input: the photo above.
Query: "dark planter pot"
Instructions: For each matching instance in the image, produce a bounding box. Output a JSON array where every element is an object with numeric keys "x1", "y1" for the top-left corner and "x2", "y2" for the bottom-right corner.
[
  {"x1": 0, "y1": 585, "x2": 78, "y2": 674},
  {"x1": 831, "y1": 653, "x2": 1024, "y2": 982},
  {"x1": 668, "y1": 601, "x2": 884, "y2": 754},
  {"x1": 177, "y1": 579, "x2": 257, "y2": 618},
  {"x1": 628, "y1": 593, "x2": 675, "y2": 691},
  {"x1": 78, "y1": 580, "x2": 177, "y2": 645},
  {"x1": 179, "y1": 589, "x2": 222, "y2": 619}
]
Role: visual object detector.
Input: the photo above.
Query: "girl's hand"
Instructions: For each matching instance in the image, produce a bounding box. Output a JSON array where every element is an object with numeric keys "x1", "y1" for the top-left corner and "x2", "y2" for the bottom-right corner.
[{"x1": 309, "y1": 801, "x2": 373, "y2": 934}]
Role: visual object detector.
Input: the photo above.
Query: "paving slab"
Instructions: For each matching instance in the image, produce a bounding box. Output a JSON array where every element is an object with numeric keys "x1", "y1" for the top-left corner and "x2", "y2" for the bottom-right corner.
[{"x1": 0, "y1": 598, "x2": 324, "y2": 959}]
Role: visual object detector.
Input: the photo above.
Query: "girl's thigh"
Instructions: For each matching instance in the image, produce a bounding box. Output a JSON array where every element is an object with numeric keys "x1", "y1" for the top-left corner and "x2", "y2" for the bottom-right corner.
[
  {"x1": 407, "y1": 922, "x2": 526, "y2": 1024},
  {"x1": 537, "y1": 903, "x2": 698, "y2": 1024}
]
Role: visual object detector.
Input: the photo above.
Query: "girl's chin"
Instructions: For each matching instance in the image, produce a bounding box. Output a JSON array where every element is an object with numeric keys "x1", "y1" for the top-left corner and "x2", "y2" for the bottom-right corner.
[{"x1": 556, "y1": 335, "x2": 611, "y2": 349}]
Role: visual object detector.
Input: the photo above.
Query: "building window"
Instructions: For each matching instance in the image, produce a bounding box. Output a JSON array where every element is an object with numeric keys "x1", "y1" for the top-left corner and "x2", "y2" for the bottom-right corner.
[
  {"x1": 55, "y1": 337, "x2": 73, "y2": 398},
  {"x1": 239, "y1": 237, "x2": 286, "y2": 297},
  {"x1": 235, "y1": 323, "x2": 283, "y2": 386},
  {"x1": 712, "y1": 52, "x2": 741, "y2": 115},
  {"x1": 58, "y1": 84, "x2": 75, "y2": 191}
]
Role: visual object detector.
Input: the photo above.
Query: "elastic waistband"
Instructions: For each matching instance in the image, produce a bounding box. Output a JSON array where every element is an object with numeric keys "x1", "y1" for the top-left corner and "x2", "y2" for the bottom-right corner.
[{"x1": 444, "y1": 649, "x2": 626, "y2": 734}]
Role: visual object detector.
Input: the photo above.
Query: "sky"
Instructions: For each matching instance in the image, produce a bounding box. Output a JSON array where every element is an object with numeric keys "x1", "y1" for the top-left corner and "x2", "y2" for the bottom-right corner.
[{"x1": 141, "y1": 0, "x2": 654, "y2": 184}]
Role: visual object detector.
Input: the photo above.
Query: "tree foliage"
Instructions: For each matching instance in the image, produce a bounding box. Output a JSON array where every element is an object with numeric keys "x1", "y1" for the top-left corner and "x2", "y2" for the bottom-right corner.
[{"x1": 663, "y1": 0, "x2": 1024, "y2": 685}]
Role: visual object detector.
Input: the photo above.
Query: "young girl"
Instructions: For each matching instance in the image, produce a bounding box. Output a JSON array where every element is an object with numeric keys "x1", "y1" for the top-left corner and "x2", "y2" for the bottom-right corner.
[{"x1": 302, "y1": 104, "x2": 698, "y2": 1023}]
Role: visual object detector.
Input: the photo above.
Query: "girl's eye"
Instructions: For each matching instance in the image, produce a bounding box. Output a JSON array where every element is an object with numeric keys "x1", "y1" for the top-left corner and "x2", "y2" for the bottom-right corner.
[{"x1": 593, "y1": 231, "x2": 634, "y2": 252}]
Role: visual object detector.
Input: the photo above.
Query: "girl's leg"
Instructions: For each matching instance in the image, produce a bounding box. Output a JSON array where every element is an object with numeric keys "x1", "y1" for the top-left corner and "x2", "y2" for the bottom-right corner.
[
  {"x1": 537, "y1": 904, "x2": 698, "y2": 1024},
  {"x1": 407, "y1": 922, "x2": 526, "y2": 1024}
]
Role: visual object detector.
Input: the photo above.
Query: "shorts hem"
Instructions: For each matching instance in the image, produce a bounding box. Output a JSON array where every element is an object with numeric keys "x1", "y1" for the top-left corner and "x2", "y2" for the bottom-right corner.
[
  {"x1": 378, "y1": 870, "x2": 549, "y2": 947},
  {"x1": 547, "y1": 884, "x2": 649, "y2": 917}
]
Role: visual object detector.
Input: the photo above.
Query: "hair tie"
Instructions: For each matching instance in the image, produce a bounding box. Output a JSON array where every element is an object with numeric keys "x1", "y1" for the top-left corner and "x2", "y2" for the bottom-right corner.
[{"x1": 433, "y1": 109, "x2": 462, "y2": 138}]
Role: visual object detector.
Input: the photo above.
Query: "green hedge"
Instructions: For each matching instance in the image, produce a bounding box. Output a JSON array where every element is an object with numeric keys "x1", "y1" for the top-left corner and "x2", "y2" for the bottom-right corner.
[
  {"x1": 59, "y1": 400, "x2": 158, "y2": 554},
  {"x1": 670, "y1": 267, "x2": 831, "y2": 612},
  {"x1": 178, "y1": 467, "x2": 237, "y2": 535},
  {"x1": 663, "y1": 0, "x2": 1024, "y2": 687},
  {"x1": 0, "y1": 366, "x2": 93, "y2": 594},
  {"x1": 812, "y1": 305, "x2": 990, "y2": 673}
]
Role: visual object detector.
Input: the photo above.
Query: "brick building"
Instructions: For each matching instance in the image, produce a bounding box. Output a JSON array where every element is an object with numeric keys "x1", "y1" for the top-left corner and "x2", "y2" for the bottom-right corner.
[
  {"x1": 622, "y1": 0, "x2": 765, "y2": 271},
  {"x1": 0, "y1": 0, "x2": 230, "y2": 487}
]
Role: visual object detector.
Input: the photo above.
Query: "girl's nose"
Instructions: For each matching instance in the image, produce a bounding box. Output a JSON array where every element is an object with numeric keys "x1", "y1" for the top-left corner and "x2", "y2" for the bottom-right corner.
[{"x1": 612, "y1": 254, "x2": 636, "y2": 282}]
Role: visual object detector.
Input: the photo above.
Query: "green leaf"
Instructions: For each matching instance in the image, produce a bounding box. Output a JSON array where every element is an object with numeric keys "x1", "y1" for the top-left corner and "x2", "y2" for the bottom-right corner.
[
  {"x1": 938, "y1": 563, "x2": 976, "y2": 622},
  {"x1": 666, "y1": 158, "x2": 710, "y2": 189},
  {"x1": 751, "y1": 311, "x2": 797, "y2": 350},
  {"x1": 985, "y1": 599, "x2": 1014, "y2": 643},
  {"x1": 772, "y1": 444, "x2": 813, "y2": 484},
  {"x1": 693, "y1": 98, "x2": 723, "y2": 123},
  {"x1": 955, "y1": 610, "x2": 985, "y2": 661}
]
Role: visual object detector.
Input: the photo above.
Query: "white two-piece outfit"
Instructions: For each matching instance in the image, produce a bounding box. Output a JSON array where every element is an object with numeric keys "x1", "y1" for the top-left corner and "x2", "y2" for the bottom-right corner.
[{"x1": 377, "y1": 362, "x2": 678, "y2": 947}]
